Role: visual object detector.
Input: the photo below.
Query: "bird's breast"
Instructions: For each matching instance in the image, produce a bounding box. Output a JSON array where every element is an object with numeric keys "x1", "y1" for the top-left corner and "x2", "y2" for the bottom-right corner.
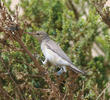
[
  {"x1": 41, "y1": 43, "x2": 69, "y2": 66},
  {"x1": 42, "y1": 46, "x2": 58, "y2": 65}
]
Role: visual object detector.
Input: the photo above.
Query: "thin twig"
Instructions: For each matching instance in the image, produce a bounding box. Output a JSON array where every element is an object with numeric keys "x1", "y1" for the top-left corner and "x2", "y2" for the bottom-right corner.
[
  {"x1": 66, "y1": 0, "x2": 79, "y2": 20},
  {"x1": 96, "y1": 82, "x2": 110, "y2": 100}
]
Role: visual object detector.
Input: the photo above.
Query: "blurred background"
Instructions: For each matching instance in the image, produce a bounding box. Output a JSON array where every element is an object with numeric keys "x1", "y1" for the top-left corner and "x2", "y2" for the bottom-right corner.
[{"x1": 0, "y1": 0, "x2": 110, "y2": 100}]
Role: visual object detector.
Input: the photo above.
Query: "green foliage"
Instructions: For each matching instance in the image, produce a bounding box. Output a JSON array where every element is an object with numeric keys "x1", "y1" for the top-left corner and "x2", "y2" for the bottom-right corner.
[{"x1": 0, "y1": 0, "x2": 110, "y2": 99}]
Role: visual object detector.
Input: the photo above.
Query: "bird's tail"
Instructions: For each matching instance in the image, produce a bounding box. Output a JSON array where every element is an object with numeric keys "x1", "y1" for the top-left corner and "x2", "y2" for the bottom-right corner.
[{"x1": 70, "y1": 64, "x2": 85, "y2": 75}]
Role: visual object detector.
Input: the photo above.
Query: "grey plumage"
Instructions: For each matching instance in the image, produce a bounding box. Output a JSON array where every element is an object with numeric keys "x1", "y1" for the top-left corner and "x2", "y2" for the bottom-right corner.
[
  {"x1": 45, "y1": 39, "x2": 85, "y2": 74},
  {"x1": 46, "y1": 39, "x2": 72, "y2": 64},
  {"x1": 29, "y1": 31, "x2": 85, "y2": 75}
]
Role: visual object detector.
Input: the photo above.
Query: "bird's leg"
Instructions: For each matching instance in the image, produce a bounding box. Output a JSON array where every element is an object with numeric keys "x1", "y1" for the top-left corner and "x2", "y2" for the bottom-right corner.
[
  {"x1": 57, "y1": 66, "x2": 66, "y2": 75},
  {"x1": 42, "y1": 58, "x2": 48, "y2": 65},
  {"x1": 57, "y1": 67, "x2": 63, "y2": 76},
  {"x1": 62, "y1": 66, "x2": 67, "y2": 72}
]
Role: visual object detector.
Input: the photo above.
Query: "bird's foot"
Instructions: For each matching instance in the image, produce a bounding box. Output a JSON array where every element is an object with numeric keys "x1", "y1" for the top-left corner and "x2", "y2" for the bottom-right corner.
[
  {"x1": 56, "y1": 66, "x2": 67, "y2": 76},
  {"x1": 57, "y1": 68, "x2": 64, "y2": 76},
  {"x1": 42, "y1": 59, "x2": 47, "y2": 65}
]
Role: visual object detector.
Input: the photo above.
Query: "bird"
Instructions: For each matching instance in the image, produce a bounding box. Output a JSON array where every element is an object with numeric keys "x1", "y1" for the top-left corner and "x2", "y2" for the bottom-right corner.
[{"x1": 28, "y1": 31, "x2": 85, "y2": 75}]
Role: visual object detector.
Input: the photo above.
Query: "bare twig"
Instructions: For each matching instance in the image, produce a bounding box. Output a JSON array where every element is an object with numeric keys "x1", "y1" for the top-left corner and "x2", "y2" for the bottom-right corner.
[
  {"x1": 0, "y1": 1, "x2": 62, "y2": 99},
  {"x1": 66, "y1": 0, "x2": 79, "y2": 20},
  {"x1": 96, "y1": 82, "x2": 110, "y2": 100},
  {"x1": 0, "y1": 82, "x2": 15, "y2": 100},
  {"x1": 0, "y1": 54, "x2": 26, "y2": 100},
  {"x1": 92, "y1": 1, "x2": 110, "y2": 27}
]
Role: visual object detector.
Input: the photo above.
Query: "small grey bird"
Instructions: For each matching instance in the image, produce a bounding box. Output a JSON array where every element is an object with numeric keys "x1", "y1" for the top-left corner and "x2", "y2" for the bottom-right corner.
[{"x1": 29, "y1": 31, "x2": 85, "y2": 75}]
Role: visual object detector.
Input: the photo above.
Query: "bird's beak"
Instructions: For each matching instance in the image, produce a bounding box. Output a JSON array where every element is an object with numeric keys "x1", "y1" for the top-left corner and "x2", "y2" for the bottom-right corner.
[{"x1": 27, "y1": 32, "x2": 36, "y2": 36}]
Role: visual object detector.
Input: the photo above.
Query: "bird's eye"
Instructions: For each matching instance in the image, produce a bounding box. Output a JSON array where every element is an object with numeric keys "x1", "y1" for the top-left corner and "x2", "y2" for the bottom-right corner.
[{"x1": 37, "y1": 33, "x2": 40, "y2": 35}]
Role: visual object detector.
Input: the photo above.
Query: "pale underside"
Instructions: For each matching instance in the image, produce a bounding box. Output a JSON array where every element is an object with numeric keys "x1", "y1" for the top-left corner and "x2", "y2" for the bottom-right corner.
[
  {"x1": 41, "y1": 39, "x2": 72, "y2": 66},
  {"x1": 41, "y1": 39, "x2": 85, "y2": 74}
]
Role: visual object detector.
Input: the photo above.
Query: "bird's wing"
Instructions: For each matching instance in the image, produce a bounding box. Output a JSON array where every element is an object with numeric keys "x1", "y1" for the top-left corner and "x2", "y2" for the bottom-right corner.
[
  {"x1": 46, "y1": 39, "x2": 85, "y2": 75},
  {"x1": 46, "y1": 39, "x2": 72, "y2": 64}
]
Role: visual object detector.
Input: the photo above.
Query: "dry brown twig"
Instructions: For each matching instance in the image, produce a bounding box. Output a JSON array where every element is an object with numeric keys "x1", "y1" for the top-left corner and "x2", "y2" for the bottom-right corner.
[
  {"x1": 0, "y1": 1, "x2": 62, "y2": 99},
  {"x1": 0, "y1": 1, "x2": 81, "y2": 99},
  {"x1": 92, "y1": 0, "x2": 110, "y2": 27},
  {"x1": 66, "y1": 0, "x2": 79, "y2": 20},
  {"x1": 96, "y1": 82, "x2": 110, "y2": 100},
  {"x1": 0, "y1": 82, "x2": 15, "y2": 100},
  {"x1": 0, "y1": 55, "x2": 26, "y2": 100}
]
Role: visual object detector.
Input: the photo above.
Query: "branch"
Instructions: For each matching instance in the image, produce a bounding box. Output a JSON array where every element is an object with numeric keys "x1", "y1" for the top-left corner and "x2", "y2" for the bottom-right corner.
[
  {"x1": 0, "y1": 2, "x2": 62, "y2": 99},
  {"x1": 0, "y1": 54, "x2": 25, "y2": 100},
  {"x1": 96, "y1": 82, "x2": 110, "y2": 100},
  {"x1": 93, "y1": 1, "x2": 110, "y2": 27},
  {"x1": 0, "y1": 83, "x2": 15, "y2": 100},
  {"x1": 66, "y1": 0, "x2": 79, "y2": 20}
]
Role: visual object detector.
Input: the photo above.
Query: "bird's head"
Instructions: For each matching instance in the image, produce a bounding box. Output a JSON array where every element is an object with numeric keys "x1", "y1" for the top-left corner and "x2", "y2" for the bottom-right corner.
[{"x1": 28, "y1": 31, "x2": 49, "y2": 42}]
